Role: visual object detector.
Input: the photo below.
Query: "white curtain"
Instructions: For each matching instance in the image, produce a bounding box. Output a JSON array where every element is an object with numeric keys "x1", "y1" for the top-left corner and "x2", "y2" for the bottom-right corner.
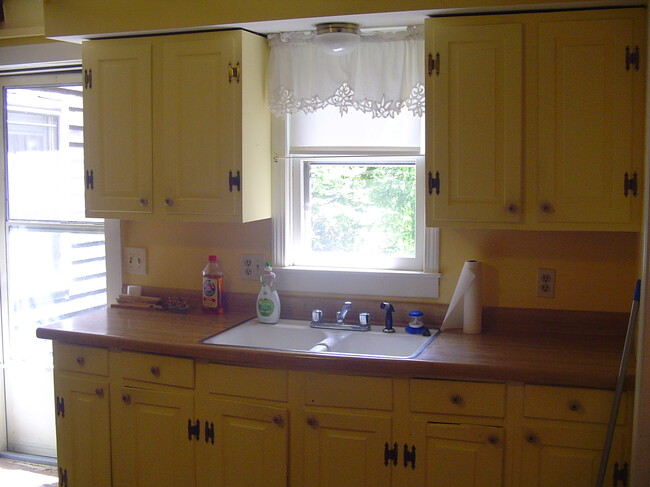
[{"x1": 267, "y1": 26, "x2": 424, "y2": 119}]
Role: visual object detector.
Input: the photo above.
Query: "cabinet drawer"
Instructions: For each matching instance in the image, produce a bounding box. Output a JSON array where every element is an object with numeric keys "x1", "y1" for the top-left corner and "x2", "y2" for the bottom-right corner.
[
  {"x1": 203, "y1": 364, "x2": 288, "y2": 402},
  {"x1": 523, "y1": 385, "x2": 624, "y2": 424},
  {"x1": 302, "y1": 373, "x2": 393, "y2": 411},
  {"x1": 410, "y1": 379, "x2": 506, "y2": 418},
  {"x1": 114, "y1": 351, "x2": 194, "y2": 388},
  {"x1": 54, "y1": 342, "x2": 108, "y2": 376}
]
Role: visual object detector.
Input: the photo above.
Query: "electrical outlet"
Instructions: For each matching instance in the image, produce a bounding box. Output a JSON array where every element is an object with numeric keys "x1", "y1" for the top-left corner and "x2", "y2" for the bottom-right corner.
[
  {"x1": 240, "y1": 254, "x2": 266, "y2": 281},
  {"x1": 125, "y1": 247, "x2": 147, "y2": 275},
  {"x1": 537, "y1": 268, "x2": 556, "y2": 298}
]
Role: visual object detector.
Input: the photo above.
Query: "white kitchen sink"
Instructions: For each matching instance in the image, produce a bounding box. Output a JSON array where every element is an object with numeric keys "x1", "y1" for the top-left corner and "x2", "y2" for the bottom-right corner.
[{"x1": 202, "y1": 318, "x2": 439, "y2": 358}]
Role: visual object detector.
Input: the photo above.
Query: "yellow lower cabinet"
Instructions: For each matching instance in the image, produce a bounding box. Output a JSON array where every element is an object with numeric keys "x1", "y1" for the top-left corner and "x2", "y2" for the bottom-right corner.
[
  {"x1": 196, "y1": 396, "x2": 288, "y2": 487},
  {"x1": 411, "y1": 421, "x2": 504, "y2": 487},
  {"x1": 111, "y1": 386, "x2": 196, "y2": 487},
  {"x1": 517, "y1": 424, "x2": 626, "y2": 487},
  {"x1": 54, "y1": 371, "x2": 111, "y2": 487},
  {"x1": 301, "y1": 408, "x2": 393, "y2": 487}
]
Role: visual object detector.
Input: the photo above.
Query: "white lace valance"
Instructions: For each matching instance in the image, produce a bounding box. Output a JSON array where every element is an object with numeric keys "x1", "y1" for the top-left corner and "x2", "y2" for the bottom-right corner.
[{"x1": 267, "y1": 26, "x2": 424, "y2": 119}]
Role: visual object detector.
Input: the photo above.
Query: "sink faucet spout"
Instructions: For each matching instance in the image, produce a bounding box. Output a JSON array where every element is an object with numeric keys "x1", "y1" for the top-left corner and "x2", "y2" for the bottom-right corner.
[{"x1": 336, "y1": 301, "x2": 352, "y2": 324}]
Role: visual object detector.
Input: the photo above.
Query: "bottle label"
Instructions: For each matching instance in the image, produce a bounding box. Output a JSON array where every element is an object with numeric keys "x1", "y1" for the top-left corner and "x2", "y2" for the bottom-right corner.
[
  {"x1": 203, "y1": 277, "x2": 218, "y2": 308},
  {"x1": 258, "y1": 298, "x2": 274, "y2": 317}
]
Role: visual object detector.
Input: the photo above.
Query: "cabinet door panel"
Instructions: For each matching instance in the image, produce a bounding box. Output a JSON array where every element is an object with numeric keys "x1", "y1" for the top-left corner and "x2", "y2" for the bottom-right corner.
[
  {"x1": 112, "y1": 386, "x2": 195, "y2": 487},
  {"x1": 518, "y1": 425, "x2": 626, "y2": 487},
  {"x1": 537, "y1": 18, "x2": 638, "y2": 223},
  {"x1": 426, "y1": 21, "x2": 523, "y2": 223},
  {"x1": 83, "y1": 41, "x2": 153, "y2": 216},
  {"x1": 157, "y1": 33, "x2": 239, "y2": 218},
  {"x1": 302, "y1": 409, "x2": 392, "y2": 487},
  {"x1": 197, "y1": 396, "x2": 288, "y2": 487},
  {"x1": 54, "y1": 372, "x2": 111, "y2": 487}
]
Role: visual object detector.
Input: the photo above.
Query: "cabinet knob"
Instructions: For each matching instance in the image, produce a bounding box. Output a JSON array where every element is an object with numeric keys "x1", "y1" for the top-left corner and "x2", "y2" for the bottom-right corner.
[
  {"x1": 505, "y1": 203, "x2": 517, "y2": 214},
  {"x1": 75, "y1": 356, "x2": 85, "y2": 367},
  {"x1": 95, "y1": 388, "x2": 104, "y2": 398},
  {"x1": 164, "y1": 198, "x2": 174, "y2": 207},
  {"x1": 306, "y1": 417, "x2": 319, "y2": 428},
  {"x1": 540, "y1": 202, "x2": 554, "y2": 213},
  {"x1": 568, "y1": 400, "x2": 581, "y2": 412},
  {"x1": 121, "y1": 393, "x2": 131, "y2": 405},
  {"x1": 487, "y1": 435, "x2": 499, "y2": 445},
  {"x1": 139, "y1": 198, "x2": 148, "y2": 207},
  {"x1": 150, "y1": 365, "x2": 161, "y2": 377},
  {"x1": 450, "y1": 394, "x2": 463, "y2": 405},
  {"x1": 526, "y1": 433, "x2": 538, "y2": 444},
  {"x1": 272, "y1": 415, "x2": 284, "y2": 427}
]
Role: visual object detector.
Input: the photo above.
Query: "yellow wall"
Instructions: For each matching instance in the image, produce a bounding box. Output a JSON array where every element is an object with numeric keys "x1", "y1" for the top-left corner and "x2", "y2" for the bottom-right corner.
[
  {"x1": 0, "y1": 0, "x2": 44, "y2": 39},
  {"x1": 122, "y1": 220, "x2": 641, "y2": 313}
]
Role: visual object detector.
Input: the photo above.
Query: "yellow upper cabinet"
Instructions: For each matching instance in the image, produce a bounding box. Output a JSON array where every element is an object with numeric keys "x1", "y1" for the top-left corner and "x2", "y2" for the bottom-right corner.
[
  {"x1": 83, "y1": 30, "x2": 271, "y2": 222},
  {"x1": 426, "y1": 21, "x2": 523, "y2": 224},
  {"x1": 425, "y1": 8, "x2": 645, "y2": 231}
]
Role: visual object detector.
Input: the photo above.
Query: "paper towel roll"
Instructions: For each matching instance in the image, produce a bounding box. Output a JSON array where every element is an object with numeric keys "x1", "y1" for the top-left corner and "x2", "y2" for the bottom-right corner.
[{"x1": 441, "y1": 260, "x2": 482, "y2": 334}]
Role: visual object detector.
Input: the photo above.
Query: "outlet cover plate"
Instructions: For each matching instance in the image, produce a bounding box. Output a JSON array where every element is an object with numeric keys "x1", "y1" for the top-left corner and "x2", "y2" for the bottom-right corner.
[
  {"x1": 241, "y1": 254, "x2": 265, "y2": 281},
  {"x1": 537, "y1": 268, "x2": 555, "y2": 298}
]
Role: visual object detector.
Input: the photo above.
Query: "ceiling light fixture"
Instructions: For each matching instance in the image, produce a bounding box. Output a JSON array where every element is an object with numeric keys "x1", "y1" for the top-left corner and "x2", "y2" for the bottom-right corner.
[{"x1": 314, "y1": 22, "x2": 361, "y2": 56}]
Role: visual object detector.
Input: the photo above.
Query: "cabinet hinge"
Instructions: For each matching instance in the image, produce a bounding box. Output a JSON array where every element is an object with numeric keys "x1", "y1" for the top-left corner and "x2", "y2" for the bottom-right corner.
[
  {"x1": 403, "y1": 444, "x2": 416, "y2": 469},
  {"x1": 84, "y1": 68, "x2": 93, "y2": 89},
  {"x1": 55, "y1": 396, "x2": 65, "y2": 418},
  {"x1": 85, "y1": 169, "x2": 94, "y2": 190},
  {"x1": 228, "y1": 62, "x2": 241, "y2": 83},
  {"x1": 204, "y1": 420, "x2": 215, "y2": 445},
  {"x1": 59, "y1": 467, "x2": 68, "y2": 487},
  {"x1": 229, "y1": 170, "x2": 241, "y2": 192},
  {"x1": 626, "y1": 46, "x2": 640, "y2": 71},
  {"x1": 188, "y1": 419, "x2": 200, "y2": 442},
  {"x1": 624, "y1": 171, "x2": 637, "y2": 197},
  {"x1": 613, "y1": 462, "x2": 628, "y2": 487},
  {"x1": 428, "y1": 171, "x2": 440, "y2": 195},
  {"x1": 428, "y1": 52, "x2": 440, "y2": 77},
  {"x1": 384, "y1": 442, "x2": 398, "y2": 466}
]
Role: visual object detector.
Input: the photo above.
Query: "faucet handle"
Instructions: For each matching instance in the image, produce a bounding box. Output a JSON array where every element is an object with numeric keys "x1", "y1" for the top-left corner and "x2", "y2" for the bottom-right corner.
[
  {"x1": 359, "y1": 312, "x2": 370, "y2": 326},
  {"x1": 311, "y1": 309, "x2": 323, "y2": 324}
]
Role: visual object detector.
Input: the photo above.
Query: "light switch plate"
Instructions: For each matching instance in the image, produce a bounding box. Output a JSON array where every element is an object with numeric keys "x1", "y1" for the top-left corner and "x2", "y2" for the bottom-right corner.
[{"x1": 125, "y1": 247, "x2": 147, "y2": 275}]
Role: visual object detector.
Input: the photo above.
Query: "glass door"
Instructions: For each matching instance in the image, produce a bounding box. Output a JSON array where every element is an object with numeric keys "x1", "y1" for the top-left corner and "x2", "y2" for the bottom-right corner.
[{"x1": 1, "y1": 72, "x2": 107, "y2": 457}]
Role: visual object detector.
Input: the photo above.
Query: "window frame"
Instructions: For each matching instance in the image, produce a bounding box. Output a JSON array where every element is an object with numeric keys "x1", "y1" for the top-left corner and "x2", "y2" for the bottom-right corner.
[{"x1": 271, "y1": 114, "x2": 440, "y2": 299}]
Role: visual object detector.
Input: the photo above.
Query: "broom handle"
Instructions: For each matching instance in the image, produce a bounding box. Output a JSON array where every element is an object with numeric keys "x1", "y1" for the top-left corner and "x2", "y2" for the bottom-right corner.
[{"x1": 595, "y1": 279, "x2": 640, "y2": 487}]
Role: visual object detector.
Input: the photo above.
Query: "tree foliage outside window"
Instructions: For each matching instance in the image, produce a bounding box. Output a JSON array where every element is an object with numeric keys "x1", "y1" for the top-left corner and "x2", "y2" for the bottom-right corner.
[{"x1": 307, "y1": 163, "x2": 416, "y2": 258}]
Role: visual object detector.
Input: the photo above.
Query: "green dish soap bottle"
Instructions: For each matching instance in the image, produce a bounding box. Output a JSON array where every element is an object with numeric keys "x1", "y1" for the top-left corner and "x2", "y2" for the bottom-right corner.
[{"x1": 257, "y1": 263, "x2": 280, "y2": 323}]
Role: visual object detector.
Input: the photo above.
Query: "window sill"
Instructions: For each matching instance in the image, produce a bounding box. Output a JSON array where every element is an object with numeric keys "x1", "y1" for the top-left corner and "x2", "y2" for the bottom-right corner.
[{"x1": 274, "y1": 266, "x2": 440, "y2": 299}]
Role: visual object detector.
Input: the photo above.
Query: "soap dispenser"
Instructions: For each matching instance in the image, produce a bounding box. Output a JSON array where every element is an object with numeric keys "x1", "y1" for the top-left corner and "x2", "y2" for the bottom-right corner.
[{"x1": 257, "y1": 263, "x2": 281, "y2": 324}]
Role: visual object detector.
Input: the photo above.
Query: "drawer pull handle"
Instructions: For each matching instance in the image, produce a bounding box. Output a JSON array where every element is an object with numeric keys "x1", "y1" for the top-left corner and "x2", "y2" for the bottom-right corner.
[
  {"x1": 505, "y1": 203, "x2": 517, "y2": 214},
  {"x1": 164, "y1": 198, "x2": 174, "y2": 207},
  {"x1": 121, "y1": 393, "x2": 131, "y2": 405},
  {"x1": 450, "y1": 394, "x2": 463, "y2": 405},
  {"x1": 568, "y1": 400, "x2": 581, "y2": 412},
  {"x1": 139, "y1": 198, "x2": 148, "y2": 207},
  {"x1": 150, "y1": 366, "x2": 161, "y2": 377},
  {"x1": 487, "y1": 435, "x2": 499, "y2": 445},
  {"x1": 526, "y1": 433, "x2": 538, "y2": 444},
  {"x1": 306, "y1": 417, "x2": 319, "y2": 428},
  {"x1": 95, "y1": 388, "x2": 104, "y2": 398},
  {"x1": 76, "y1": 356, "x2": 85, "y2": 367},
  {"x1": 272, "y1": 415, "x2": 284, "y2": 427},
  {"x1": 540, "y1": 202, "x2": 554, "y2": 213}
]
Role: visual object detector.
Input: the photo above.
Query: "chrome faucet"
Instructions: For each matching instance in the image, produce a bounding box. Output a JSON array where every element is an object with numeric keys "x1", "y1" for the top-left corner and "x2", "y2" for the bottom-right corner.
[
  {"x1": 310, "y1": 301, "x2": 370, "y2": 331},
  {"x1": 336, "y1": 301, "x2": 352, "y2": 324}
]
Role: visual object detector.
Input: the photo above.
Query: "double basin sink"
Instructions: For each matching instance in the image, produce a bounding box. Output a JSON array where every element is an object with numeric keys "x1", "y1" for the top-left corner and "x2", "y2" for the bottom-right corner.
[{"x1": 202, "y1": 318, "x2": 439, "y2": 358}]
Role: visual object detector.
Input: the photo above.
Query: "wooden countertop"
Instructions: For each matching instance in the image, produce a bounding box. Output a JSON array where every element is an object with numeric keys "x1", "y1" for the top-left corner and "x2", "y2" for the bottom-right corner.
[{"x1": 36, "y1": 307, "x2": 630, "y2": 389}]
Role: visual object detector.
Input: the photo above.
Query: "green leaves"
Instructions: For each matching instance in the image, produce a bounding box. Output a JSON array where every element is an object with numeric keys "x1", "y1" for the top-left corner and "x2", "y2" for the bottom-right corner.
[{"x1": 308, "y1": 163, "x2": 416, "y2": 257}]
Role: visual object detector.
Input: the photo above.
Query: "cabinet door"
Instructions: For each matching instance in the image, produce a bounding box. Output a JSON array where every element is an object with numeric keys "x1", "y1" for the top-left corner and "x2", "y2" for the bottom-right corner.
[
  {"x1": 196, "y1": 396, "x2": 288, "y2": 487},
  {"x1": 416, "y1": 422, "x2": 503, "y2": 487},
  {"x1": 112, "y1": 386, "x2": 195, "y2": 487},
  {"x1": 537, "y1": 16, "x2": 641, "y2": 225},
  {"x1": 518, "y1": 425, "x2": 626, "y2": 487},
  {"x1": 54, "y1": 372, "x2": 111, "y2": 487},
  {"x1": 83, "y1": 40, "x2": 153, "y2": 217},
  {"x1": 156, "y1": 32, "x2": 240, "y2": 219},
  {"x1": 426, "y1": 21, "x2": 523, "y2": 224},
  {"x1": 301, "y1": 409, "x2": 392, "y2": 487}
]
